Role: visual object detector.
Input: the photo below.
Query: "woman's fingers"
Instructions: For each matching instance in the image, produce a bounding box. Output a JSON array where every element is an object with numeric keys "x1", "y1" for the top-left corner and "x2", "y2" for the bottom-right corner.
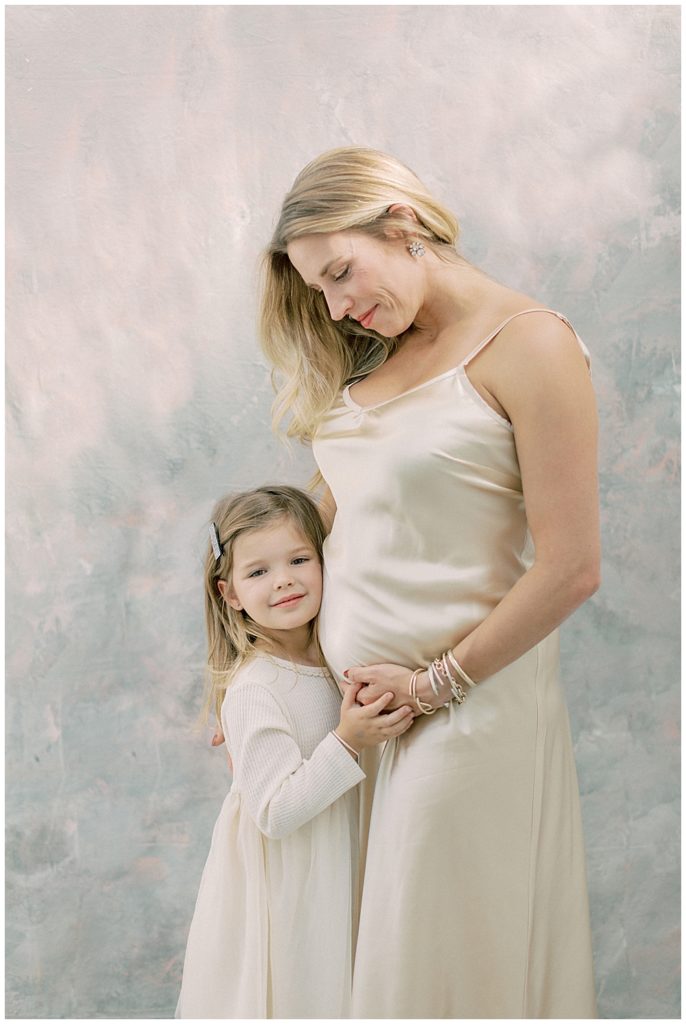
[
  {"x1": 344, "y1": 666, "x2": 375, "y2": 685},
  {"x1": 356, "y1": 684, "x2": 384, "y2": 706}
]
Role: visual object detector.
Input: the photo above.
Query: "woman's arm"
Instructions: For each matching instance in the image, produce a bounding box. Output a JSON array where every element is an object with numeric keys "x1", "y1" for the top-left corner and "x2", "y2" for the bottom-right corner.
[
  {"x1": 452, "y1": 312, "x2": 600, "y2": 675},
  {"x1": 346, "y1": 315, "x2": 600, "y2": 708},
  {"x1": 318, "y1": 483, "x2": 337, "y2": 534}
]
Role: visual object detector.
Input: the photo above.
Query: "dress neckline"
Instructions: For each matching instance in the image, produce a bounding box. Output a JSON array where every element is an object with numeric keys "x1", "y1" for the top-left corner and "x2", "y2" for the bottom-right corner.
[
  {"x1": 253, "y1": 652, "x2": 330, "y2": 677},
  {"x1": 342, "y1": 307, "x2": 568, "y2": 414}
]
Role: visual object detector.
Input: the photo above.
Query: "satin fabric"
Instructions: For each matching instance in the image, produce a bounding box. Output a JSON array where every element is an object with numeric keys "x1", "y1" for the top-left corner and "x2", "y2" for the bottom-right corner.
[{"x1": 313, "y1": 309, "x2": 597, "y2": 1018}]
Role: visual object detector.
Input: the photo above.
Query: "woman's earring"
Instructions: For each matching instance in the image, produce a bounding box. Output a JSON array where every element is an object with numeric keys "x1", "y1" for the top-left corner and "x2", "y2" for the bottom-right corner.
[{"x1": 408, "y1": 240, "x2": 426, "y2": 258}]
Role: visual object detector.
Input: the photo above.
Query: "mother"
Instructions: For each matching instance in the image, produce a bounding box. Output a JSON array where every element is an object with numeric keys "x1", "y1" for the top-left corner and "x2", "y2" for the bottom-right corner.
[{"x1": 259, "y1": 147, "x2": 599, "y2": 1018}]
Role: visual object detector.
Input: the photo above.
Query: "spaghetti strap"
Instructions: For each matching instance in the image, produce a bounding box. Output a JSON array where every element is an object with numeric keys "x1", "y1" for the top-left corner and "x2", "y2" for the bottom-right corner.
[{"x1": 462, "y1": 307, "x2": 590, "y2": 368}]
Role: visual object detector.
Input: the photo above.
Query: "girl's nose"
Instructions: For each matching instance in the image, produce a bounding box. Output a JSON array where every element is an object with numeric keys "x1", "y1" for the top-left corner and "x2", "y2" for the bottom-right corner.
[{"x1": 274, "y1": 572, "x2": 294, "y2": 589}]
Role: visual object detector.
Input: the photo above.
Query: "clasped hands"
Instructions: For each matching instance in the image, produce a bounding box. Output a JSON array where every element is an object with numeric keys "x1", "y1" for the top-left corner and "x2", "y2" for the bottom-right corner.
[
  {"x1": 343, "y1": 663, "x2": 423, "y2": 717},
  {"x1": 211, "y1": 662, "x2": 423, "y2": 755}
]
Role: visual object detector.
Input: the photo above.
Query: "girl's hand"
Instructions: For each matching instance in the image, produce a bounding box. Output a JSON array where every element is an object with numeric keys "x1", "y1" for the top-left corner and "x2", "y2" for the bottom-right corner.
[
  {"x1": 343, "y1": 664, "x2": 420, "y2": 713},
  {"x1": 335, "y1": 682, "x2": 414, "y2": 752}
]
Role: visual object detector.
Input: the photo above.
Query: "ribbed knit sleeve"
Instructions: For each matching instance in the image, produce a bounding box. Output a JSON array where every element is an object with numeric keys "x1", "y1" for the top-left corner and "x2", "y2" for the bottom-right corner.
[{"x1": 225, "y1": 683, "x2": 365, "y2": 840}]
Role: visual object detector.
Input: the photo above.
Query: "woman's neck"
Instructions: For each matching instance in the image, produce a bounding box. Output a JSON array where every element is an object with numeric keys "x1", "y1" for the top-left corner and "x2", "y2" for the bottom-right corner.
[{"x1": 410, "y1": 257, "x2": 496, "y2": 341}]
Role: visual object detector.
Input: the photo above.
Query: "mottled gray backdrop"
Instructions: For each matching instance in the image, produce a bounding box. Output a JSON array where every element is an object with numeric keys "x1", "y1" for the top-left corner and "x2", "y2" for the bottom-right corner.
[{"x1": 6, "y1": 5, "x2": 680, "y2": 1019}]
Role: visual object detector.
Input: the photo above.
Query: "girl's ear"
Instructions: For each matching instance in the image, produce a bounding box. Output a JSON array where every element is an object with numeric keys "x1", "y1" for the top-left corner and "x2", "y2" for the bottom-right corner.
[{"x1": 217, "y1": 579, "x2": 243, "y2": 611}]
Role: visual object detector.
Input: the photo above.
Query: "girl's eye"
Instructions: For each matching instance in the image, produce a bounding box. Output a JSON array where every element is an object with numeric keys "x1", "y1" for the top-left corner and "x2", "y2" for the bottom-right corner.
[
  {"x1": 248, "y1": 568, "x2": 266, "y2": 578},
  {"x1": 333, "y1": 266, "x2": 350, "y2": 282},
  {"x1": 291, "y1": 557, "x2": 309, "y2": 565}
]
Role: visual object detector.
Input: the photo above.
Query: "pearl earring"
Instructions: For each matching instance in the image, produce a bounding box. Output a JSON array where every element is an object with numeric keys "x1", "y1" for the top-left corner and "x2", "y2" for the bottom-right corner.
[{"x1": 408, "y1": 240, "x2": 426, "y2": 258}]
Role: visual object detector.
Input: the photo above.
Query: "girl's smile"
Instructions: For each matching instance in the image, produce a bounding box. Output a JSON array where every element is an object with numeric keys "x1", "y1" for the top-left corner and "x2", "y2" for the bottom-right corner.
[{"x1": 218, "y1": 518, "x2": 322, "y2": 655}]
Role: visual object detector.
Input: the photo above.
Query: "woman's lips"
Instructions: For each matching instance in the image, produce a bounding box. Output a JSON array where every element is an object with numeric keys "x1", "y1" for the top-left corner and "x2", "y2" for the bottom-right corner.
[{"x1": 358, "y1": 305, "x2": 377, "y2": 328}]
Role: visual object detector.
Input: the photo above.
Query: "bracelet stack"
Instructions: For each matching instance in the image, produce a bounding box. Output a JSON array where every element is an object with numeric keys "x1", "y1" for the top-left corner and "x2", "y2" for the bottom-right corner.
[{"x1": 409, "y1": 651, "x2": 477, "y2": 715}]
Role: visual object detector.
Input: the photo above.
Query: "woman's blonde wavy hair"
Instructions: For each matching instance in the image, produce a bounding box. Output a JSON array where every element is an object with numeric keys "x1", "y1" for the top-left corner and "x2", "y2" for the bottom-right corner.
[
  {"x1": 203, "y1": 485, "x2": 327, "y2": 722},
  {"x1": 260, "y1": 147, "x2": 461, "y2": 443}
]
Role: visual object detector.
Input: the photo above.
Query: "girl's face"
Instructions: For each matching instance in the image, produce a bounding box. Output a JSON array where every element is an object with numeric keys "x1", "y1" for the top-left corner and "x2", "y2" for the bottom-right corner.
[
  {"x1": 287, "y1": 229, "x2": 426, "y2": 338},
  {"x1": 219, "y1": 518, "x2": 322, "y2": 639}
]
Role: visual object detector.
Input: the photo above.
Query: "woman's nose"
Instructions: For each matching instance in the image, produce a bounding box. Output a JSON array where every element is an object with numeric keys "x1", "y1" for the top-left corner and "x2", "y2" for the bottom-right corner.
[{"x1": 324, "y1": 289, "x2": 352, "y2": 321}]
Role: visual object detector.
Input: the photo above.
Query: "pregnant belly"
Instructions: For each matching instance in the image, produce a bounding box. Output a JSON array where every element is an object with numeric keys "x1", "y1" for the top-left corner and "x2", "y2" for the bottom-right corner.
[{"x1": 318, "y1": 563, "x2": 491, "y2": 685}]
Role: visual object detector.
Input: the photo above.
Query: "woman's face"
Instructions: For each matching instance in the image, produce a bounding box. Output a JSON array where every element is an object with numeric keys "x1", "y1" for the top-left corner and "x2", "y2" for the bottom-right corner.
[{"x1": 287, "y1": 230, "x2": 425, "y2": 338}]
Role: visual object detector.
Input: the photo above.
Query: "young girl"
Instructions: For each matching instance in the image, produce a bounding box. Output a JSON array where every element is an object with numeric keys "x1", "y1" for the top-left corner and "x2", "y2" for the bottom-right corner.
[{"x1": 176, "y1": 485, "x2": 414, "y2": 1019}]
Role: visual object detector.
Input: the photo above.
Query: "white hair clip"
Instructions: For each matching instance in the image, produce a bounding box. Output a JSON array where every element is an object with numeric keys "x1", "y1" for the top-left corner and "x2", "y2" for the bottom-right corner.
[{"x1": 209, "y1": 522, "x2": 223, "y2": 561}]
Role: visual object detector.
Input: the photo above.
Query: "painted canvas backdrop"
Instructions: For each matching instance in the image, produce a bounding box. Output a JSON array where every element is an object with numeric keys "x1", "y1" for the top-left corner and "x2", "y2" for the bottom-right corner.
[{"x1": 6, "y1": 5, "x2": 679, "y2": 1018}]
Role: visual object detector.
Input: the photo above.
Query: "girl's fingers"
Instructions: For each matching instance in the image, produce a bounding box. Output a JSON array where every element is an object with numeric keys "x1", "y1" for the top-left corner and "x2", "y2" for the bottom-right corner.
[
  {"x1": 382, "y1": 705, "x2": 415, "y2": 726},
  {"x1": 362, "y1": 691, "x2": 394, "y2": 715},
  {"x1": 341, "y1": 681, "x2": 362, "y2": 709}
]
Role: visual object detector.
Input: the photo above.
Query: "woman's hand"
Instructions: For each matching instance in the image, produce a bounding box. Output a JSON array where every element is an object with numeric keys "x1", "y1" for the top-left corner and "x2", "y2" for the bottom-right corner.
[
  {"x1": 211, "y1": 727, "x2": 233, "y2": 772},
  {"x1": 343, "y1": 664, "x2": 420, "y2": 714},
  {"x1": 335, "y1": 681, "x2": 415, "y2": 752}
]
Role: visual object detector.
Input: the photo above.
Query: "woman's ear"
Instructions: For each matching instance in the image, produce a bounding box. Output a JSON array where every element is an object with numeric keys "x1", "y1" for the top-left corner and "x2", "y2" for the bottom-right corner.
[
  {"x1": 217, "y1": 578, "x2": 243, "y2": 611},
  {"x1": 384, "y1": 203, "x2": 419, "y2": 241},
  {"x1": 387, "y1": 202, "x2": 419, "y2": 223}
]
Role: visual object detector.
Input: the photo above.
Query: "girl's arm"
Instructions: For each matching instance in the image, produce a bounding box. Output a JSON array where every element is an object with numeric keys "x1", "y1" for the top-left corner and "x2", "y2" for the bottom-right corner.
[
  {"x1": 226, "y1": 682, "x2": 411, "y2": 839},
  {"x1": 346, "y1": 315, "x2": 600, "y2": 707}
]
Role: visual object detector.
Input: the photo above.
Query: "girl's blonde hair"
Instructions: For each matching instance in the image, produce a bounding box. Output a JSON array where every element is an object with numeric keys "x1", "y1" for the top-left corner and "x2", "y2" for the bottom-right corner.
[
  {"x1": 260, "y1": 146, "x2": 461, "y2": 442},
  {"x1": 203, "y1": 485, "x2": 327, "y2": 721}
]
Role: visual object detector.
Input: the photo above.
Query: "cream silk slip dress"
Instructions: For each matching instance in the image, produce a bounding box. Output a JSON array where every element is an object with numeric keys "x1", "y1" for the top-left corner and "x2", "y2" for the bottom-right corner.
[{"x1": 313, "y1": 308, "x2": 598, "y2": 1019}]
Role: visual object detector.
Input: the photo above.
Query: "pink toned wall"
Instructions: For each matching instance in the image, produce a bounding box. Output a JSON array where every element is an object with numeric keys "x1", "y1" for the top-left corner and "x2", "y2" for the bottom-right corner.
[{"x1": 7, "y1": 6, "x2": 679, "y2": 1018}]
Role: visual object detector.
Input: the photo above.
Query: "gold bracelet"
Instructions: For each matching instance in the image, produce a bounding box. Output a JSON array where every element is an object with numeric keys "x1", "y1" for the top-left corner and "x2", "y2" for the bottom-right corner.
[{"x1": 409, "y1": 669, "x2": 437, "y2": 715}]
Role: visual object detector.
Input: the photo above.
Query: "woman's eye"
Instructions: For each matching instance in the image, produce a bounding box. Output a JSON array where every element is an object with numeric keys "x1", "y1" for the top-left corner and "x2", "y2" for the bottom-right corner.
[{"x1": 333, "y1": 266, "x2": 350, "y2": 282}]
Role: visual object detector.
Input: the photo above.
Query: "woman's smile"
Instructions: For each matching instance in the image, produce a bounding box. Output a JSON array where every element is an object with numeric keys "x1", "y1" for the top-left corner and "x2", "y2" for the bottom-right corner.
[
  {"x1": 287, "y1": 231, "x2": 423, "y2": 337},
  {"x1": 356, "y1": 305, "x2": 378, "y2": 328}
]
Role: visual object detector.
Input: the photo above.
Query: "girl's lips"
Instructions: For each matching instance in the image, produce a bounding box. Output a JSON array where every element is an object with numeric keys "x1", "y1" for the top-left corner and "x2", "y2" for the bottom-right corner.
[
  {"x1": 273, "y1": 594, "x2": 305, "y2": 608},
  {"x1": 359, "y1": 305, "x2": 377, "y2": 328}
]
